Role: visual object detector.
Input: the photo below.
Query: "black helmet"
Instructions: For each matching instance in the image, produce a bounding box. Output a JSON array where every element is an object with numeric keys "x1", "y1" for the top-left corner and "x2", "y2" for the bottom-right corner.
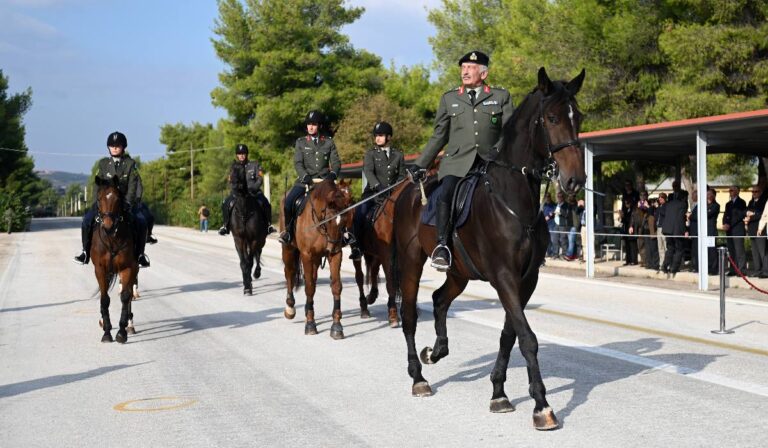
[
  {"x1": 235, "y1": 144, "x2": 249, "y2": 155},
  {"x1": 107, "y1": 131, "x2": 127, "y2": 148},
  {"x1": 372, "y1": 121, "x2": 393, "y2": 137},
  {"x1": 304, "y1": 110, "x2": 325, "y2": 126}
]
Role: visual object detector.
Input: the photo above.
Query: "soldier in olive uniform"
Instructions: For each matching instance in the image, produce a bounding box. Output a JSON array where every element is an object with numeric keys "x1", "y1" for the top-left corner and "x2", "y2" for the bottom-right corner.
[
  {"x1": 218, "y1": 144, "x2": 276, "y2": 236},
  {"x1": 407, "y1": 50, "x2": 514, "y2": 271},
  {"x1": 351, "y1": 121, "x2": 406, "y2": 259},
  {"x1": 73, "y1": 131, "x2": 151, "y2": 267},
  {"x1": 279, "y1": 110, "x2": 342, "y2": 244}
]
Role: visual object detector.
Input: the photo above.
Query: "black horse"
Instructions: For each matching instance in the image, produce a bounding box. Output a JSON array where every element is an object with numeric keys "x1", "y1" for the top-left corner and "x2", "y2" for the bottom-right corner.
[
  {"x1": 229, "y1": 183, "x2": 268, "y2": 295},
  {"x1": 392, "y1": 68, "x2": 586, "y2": 430}
]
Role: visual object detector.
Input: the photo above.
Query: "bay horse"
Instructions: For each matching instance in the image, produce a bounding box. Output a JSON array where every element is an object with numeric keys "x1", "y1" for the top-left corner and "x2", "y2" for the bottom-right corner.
[
  {"x1": 351, "y1": 181, "x2": 411, "y2": 328},
  {"x1": 392, "y1": 68, "x2": 586, "y2": 430},
  {"x1": 280, "y1": 179, "x2": 355, "y2": 339},
  {"x1": 92, "y1": 175, "x2": 138, "y2": 343},
  {"x1": 229, "y1": 183, "x2": 268, "y2": 295}
]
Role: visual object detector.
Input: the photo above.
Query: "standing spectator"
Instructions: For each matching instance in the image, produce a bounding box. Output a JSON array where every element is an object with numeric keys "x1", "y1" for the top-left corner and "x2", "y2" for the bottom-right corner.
[
  {"x1": 634, "y1": 191, "x2": 650, "y2": 265},
  {"x1": 662, "y1": 190, "x2": 688, "y2": 276},
  {"x1": 553, "y1": 192, "x2": 570, "y2": 259},
  {"x1": 622, "y1": 198, "x2": 638, "y2": 265},
  {"x1": 565, "y1": 195, "x2": 582, "y2": 260},
  {"x1": 687, "y1": 190, "x2": 699, "y2": 272},
  {"x1": 655, "y1": 193, "x2": 668, "y2": 264},
  {"x1": 756, "y1": 198, "x2": 768, "y2": 278},
  {"x1": 639, "y1": 202, "x2": 659, "y2": 270},
  {"x1": 723, "y1": 185, "x2": 747, "y2": 276},
  {"x1": 745, "y1": 185, "x2": 767, "y2": 276},
  {"x1": 706, "y1": 188, "x2": 721, "y2": 275},
  {"x1": 668, "y1": 179, "x2": 688, "y2": 202},
  {"x1": 198, "y1": 203, "x2": 210, "y2": 233},
  {"x1": 542, "y1": 193, "x2": 556, "y2": 257},
  {"x1": 579, "y1": 201, "x2": 589, "y2": 261}
]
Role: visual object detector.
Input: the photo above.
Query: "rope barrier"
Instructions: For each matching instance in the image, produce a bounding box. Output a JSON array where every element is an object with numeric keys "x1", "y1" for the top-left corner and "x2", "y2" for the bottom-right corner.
[{"x1": 726, "y1": 254, "x2": 768, "y2": 295}]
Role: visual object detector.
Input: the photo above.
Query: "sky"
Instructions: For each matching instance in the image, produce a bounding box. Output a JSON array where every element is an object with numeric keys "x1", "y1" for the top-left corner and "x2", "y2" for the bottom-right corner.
[{"x1": 0, "y1": 0, "x2": 440, "y2": 174}]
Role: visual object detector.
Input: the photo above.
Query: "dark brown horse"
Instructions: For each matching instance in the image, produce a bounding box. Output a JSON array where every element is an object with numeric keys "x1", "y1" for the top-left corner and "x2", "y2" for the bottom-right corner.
[
  {"x1": 92, "y1": 175, "x2": 138, "y2": 343},
  {"x1": 280, "y1": 179, "x2": 355, "y2": 339},
  {"x1": 392, "y1": 68, "x2": 586, "y2": 430},
  {"x1": 351, "y1": 181, "x2": 411, "y2": 327},
  {"x1": 229, "y1": 184, "x2": 268, "y2": 295}
]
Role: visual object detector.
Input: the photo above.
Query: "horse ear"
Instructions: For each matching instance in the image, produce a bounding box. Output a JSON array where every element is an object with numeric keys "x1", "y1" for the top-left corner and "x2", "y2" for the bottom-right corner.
[
  {"x1": 537, "y1": 67, "x2": 554, "y2": 95},
  {"x1": 566, "y1": 68, "x2": 586, "y2": 96}
]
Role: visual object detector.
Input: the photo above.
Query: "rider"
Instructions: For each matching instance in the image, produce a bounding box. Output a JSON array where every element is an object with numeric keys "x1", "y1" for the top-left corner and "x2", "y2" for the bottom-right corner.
[
  {"x1": 351, "y1": 121, "x2": 405, "y2": 258},
  {"x1": 406, "y1": 50, "x2": 513, "y2": 272},
  {"x1": 279, "y1": 110, "x2": 354, "y2": 253},
  {"x1": 73, "y1": 131, "x2": 151, "y2": 268},
  {"x1": 218, "y1": 144, "x2": 276, "y2": 236}
]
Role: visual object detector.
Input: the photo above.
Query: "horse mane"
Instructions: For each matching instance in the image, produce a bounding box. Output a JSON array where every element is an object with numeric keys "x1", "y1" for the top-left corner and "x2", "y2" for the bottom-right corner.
[{"x1": 310, "y1": 179, "x2": 346, "y2": 210}]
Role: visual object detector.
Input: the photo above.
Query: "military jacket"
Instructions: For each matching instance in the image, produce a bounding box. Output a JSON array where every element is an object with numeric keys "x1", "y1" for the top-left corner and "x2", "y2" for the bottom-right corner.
[
  {"x1": 363, "y1": 146, "x2": 405, "y2": 189},
  {"x1": 415, "y1": 84, "x2": 514, "y2": 179},
  {"x1": 294, "y1": 135, "x2": 341, "y2": 185},
  {"x1": 229, "y1": 160, "x2": 263, "y2": 194},
  {"x1": 97, "y1": 154, "x2": 141, "y2": 204}
]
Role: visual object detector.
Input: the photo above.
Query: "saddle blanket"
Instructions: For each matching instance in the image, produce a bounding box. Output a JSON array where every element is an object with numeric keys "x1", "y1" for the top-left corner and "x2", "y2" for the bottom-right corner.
[{"x1": 420, "y1": 174, "x2": 481, "y2": 228}]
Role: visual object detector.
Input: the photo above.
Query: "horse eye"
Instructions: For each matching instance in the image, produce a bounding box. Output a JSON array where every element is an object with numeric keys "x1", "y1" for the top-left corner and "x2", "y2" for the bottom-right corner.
[{"x1": 547, "y1": 115, "x2": 558, "y2": 124}]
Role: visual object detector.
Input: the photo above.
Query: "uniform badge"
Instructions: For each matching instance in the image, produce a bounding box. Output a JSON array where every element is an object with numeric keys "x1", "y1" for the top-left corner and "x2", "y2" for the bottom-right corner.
[
  {"x1": 470, "y1": 52, "x2": 477, "y2": 61},
  {"x1": 491, "y1": 116, "x2": 498, "y2": 124}
]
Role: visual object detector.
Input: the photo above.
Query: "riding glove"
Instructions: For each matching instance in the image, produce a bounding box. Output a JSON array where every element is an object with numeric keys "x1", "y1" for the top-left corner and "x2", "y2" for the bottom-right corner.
[
  {"x1": 407, "y1": 166, "x2": 426, "y2": 182},
  {"x1": 325, "y1": 172, "x2": 338, "y2": 181}
]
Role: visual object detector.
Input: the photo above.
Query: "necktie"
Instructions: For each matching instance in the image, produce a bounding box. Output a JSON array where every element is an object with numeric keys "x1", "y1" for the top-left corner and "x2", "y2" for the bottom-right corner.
[
  {"x1": 469, "y1": 89, "x2": 476, "y2": 105},
  {"x1": 313, "y1": 137, "x2": 318, "y2": 145}
]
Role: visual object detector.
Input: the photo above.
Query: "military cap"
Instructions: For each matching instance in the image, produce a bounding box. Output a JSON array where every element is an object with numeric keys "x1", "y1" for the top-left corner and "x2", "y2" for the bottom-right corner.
[
  {"x1": 458, "y1": 50, "x2": 489, "y2": 66},
  {"x1": 107, "y1": 131, "x2": 127, "y2": 148},
  {"x1": 304, "y1": 110, "x2": 325, "y2": 126},
  {"x1": 235, "y1": 144, "x2": 249, "y2": 155}
]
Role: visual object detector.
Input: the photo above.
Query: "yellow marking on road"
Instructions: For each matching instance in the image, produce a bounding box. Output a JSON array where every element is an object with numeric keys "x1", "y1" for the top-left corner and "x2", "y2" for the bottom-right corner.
[{"x1": 113, "y1": 396, "x2": 197, "y2": 413}]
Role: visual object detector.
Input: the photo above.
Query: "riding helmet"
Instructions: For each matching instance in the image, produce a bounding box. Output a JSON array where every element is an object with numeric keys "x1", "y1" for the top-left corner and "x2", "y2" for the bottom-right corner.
[
  {"x1": 107, "y1": 131, "x2": 128, "y2": 148},
  {"x1": 372, "y1": 121, "x2": 393, "y2": 137},
  {"x1": 235, "y1": 144, "x2": 249, "y2": 155},
  {"x1": 304, "y1": 110, "x2": 325, "y2": 126}
]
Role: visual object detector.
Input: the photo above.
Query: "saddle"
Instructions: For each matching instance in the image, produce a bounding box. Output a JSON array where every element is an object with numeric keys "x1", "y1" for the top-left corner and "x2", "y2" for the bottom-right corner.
[{"x1": 420, "y1": 173, "x2": 482, "y2": 229}]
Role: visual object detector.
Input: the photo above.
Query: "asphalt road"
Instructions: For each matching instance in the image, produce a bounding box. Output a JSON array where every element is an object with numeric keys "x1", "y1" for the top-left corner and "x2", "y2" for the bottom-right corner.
[{"x1": 1, "y1": 218, "x2": 767, "y2": 447}]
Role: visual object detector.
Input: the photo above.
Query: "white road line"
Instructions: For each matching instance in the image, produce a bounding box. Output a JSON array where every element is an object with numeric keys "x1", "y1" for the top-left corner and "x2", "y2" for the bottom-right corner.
[{"x1": 438, "y1": 304, "x2": 768, "y2": 399}]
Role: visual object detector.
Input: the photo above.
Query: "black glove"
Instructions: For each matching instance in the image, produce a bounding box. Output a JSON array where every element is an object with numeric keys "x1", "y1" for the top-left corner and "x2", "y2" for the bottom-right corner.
[
  {"x1": 371, "y1": 184, "x2": 382, "y2": 193},
  {"x1": 407, "y1": 165, "x2": 426, "y2": 183},
  {"x1": 325, "y1": 172, "x2": 338, "y2": 181},
  {"x1": 301, "y1": 174, "x2": 313, "y2": 185}
]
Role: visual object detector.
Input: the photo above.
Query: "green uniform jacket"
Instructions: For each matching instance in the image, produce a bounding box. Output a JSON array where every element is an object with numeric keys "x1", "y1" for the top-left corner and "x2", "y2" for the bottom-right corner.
[
  {"x1": 363, "y1": 146, "x2": 406, "y2": 189},
  {"x1": 294, "y1": 135, "x2": 341, "y2": 186},
  {"x1": 415, "y1": 84, "x2": 514, "y2": 179},
  {"x1": 97, "y1": 155, "x2": 142, "y2": 204},
  {"x1": 229, "y1": 160, "x2": 263, "y2": 193}
]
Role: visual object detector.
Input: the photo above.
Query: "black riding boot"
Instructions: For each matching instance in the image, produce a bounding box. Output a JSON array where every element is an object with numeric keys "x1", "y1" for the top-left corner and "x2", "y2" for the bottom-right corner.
[
  {"x1": 261, "y1": 197, "x2": 276, "y2": 234},
  {"x1": 134, "y1": 217, "x2": 150, "y2": 268},
  {"x1": 219, "y1": 198, "x2": 232, "y2": 235},
  {"x1": 279, "y1": 208, "x2": 293, "y2": 244},
  {"x1": 343, "y1": 228, "x2": 362, "y2": 260},
  {"x1": 430, "y1": 201, "x2": 452, "y2": 272},
  {"x1": 73, "y1": 218, "x2": 94, "y2": 265}
]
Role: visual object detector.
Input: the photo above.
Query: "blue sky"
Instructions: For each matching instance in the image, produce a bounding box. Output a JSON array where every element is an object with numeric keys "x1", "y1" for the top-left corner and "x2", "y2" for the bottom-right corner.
[{"x1": 1, "y1": 0, "x2": 439, "y2": 173}]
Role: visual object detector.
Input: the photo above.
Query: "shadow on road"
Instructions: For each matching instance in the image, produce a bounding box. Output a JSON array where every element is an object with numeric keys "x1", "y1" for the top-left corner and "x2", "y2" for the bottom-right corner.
[
  {"x1": 0, "y1": 297, "x2": 91, "y2": 313},
  {"x1": 139, "y1": 279, "x2": 286, "y2": 299},
  {"x1": 133, "y1": 307, "x2": 285, "y2": 343},
  {"x1": 427, "y1": 337, "x2": 721, "y2": 427},
  {"x1": 0, "y1": 362, "x2": 149, "y2": 399}
]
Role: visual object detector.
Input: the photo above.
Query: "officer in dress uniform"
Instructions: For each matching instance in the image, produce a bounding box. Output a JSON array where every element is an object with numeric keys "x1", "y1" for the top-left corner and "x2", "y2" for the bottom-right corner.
[
  {"x1": 73, "y1": 131, "x2": 151, "y2": 268},
  {"x1": 279, "y1": 110, "x2": 342, "y2": 244},
  {"x1": 218, "y1": 144, "x2": 276, "y2": 236},
  {"x1": 351, "y1": 121, "x2": 406, "y2": 259},
  {"x1": 406, "y1": 50, "x2": 514, "y2": 271}
]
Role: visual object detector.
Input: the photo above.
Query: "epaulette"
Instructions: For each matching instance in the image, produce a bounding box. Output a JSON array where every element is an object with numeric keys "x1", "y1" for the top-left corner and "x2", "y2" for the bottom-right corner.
[{"x1": 445, "y1": 87, "x2": 460, "y2": 94}]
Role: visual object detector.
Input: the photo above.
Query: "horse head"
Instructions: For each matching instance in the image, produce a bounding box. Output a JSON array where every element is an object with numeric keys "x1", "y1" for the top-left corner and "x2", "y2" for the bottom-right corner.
[
  {"x1": 94, "y1": 175, "x2": 124, "y2": 232},
  {"x1": 525, "y1": 67, "x2": 586, "y2": 194},
  {"x1": 336, "y1": 179, "x2": 355, "y2": 228}
]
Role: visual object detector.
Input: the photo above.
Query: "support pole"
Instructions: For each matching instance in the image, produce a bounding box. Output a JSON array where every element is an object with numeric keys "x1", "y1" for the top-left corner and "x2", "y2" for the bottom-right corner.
[
  {"x1": 696, "y1": 130, "x2": 709, "y2": 290},
  {"x1": 711, "y1": 247, "x2": 734, "y2": 334},
  {"x1": 585, "y1": 143, "x2": 595, "y2": 278},
  {"x1": 190, "y1": 143, "x2": 195, "y2": 200}
]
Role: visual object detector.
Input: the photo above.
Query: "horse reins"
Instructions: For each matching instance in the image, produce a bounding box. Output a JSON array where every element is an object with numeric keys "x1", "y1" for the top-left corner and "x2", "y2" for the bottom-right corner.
[{"x1": 307, "y1": 189, "x2": 344, "y2": 253}]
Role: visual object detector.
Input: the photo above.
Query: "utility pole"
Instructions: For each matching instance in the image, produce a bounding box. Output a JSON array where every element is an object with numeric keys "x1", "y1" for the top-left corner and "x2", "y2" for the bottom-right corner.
[{"x1": 190, "y1": 143, "x2": 195, "y2": 200}]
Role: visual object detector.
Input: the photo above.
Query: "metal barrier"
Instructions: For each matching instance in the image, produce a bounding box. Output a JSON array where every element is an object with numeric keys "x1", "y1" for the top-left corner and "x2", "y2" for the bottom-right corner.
[{"x1": 711, "y1": 247, "x2": 734, "y2": 335}]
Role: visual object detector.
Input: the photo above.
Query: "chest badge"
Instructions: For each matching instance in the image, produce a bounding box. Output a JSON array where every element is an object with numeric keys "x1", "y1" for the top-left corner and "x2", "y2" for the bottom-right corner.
[{"x1": 491, "y1": 116, "x2": 499, "y2": 124}]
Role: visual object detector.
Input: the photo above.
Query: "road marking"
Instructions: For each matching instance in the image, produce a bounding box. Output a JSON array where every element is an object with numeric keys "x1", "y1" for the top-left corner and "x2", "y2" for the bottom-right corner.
[
  {"x1": 113, "y1": 396, "x2": 197, "y2": 412},
  {"x1": 438, "y1": 305, "x2": 768, "y2": 399}
]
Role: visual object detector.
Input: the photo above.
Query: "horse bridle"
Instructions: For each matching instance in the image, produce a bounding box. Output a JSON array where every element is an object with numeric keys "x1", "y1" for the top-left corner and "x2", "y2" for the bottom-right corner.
[
  {"x1": 308, "y1": 189, "x2": 344, "y2": 253},
  {"x1": 95, "y1": 207, "x2": 124, "y2": 237}
]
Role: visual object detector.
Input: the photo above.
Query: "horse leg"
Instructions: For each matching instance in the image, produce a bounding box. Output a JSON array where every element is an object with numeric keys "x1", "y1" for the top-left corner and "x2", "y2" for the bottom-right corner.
[
  {"x1": 382, "y1": 262, "x2": 399, "y2": 328},
  {"x1": 489, "y1": 315, "x2": 517, "y2": 413},
  {"x1": 420, "y1": 273, "x2": 467, "y2": 365},
  {"x1": 366, "y1": 256, "x2": 380, "y2": 305},
  {"x1": 495, "y1": 277, "x2": 558, "y2": 430},
  {"x1": 282, "y1": 246, "x2": 298, "y2": 319},
  {"x1": 400, "y1": 253, "x2": 430, "y2": 396},
  {"x1": 328, "y1": 252, "x2": 344, "y2": 339},
  {"x1": 252, "y1": 246, "x2": 262, "y2": 279},
  {"x1": 301, "y1": 256, "x2": 318, "y2": 335},
  {"x1": 236, "y1": 237, "x2": 252, "y2": 295},
  {"x1": 96, "y1": 265, "x2": 113, "y2": 343},
  {"x1": 115, "y1": 268, "x2": 135, "y2": 344},
  {"x1": 353, "y1": 256, "x2": 369, "y2": 319}
]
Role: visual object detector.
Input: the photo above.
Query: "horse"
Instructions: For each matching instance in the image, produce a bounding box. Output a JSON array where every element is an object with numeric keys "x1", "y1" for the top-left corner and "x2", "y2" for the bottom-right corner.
[
  {"x1": 229, "y1": 182, "x2": 268, "y2": 295},
  {"x1": 280, "y1": 178, "x2": 355, "y2": 339},
  {"x1": 92, "y1": 175, "x2": 139, "y2": 343},
  {"x1": 392, "y1": 67, "x2": 586, "y2": 430},
  {"x1": 351, "y1": 181, "x2": 411, "y2": 328}
]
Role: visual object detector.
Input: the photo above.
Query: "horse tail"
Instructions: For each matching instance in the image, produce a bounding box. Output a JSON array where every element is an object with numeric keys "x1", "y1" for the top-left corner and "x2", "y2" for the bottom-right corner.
[{"x1": 292, "y1": 248, "x2": 303, "y2": 291}]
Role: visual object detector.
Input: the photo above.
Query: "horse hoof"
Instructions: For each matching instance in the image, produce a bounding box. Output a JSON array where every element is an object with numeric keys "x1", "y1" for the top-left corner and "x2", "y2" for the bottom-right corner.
[
  {"x1": 412, "y1": 381, "x2": 432, "y2": 397},
  {"x1": 366, "y1": 294, "x2": 378, "y2": 305},
  {"x1": 243, "y1": 288, "x2": 253, "y2": 296},
  {"x1": 420, "y1": 347, "x2": 436, "y2": 365},
  {"x1": 101, "y1": 332, "x2": 113, "y2": 343},
  {"x1": 284, "y1": 306, "x2": 296, "y2": 320},
  {"x1": 253, "y1": 269, "x2": 261, "y2": 279},
  {"x1": 127, "y1": 326, "x2": 136, "y2": 335},
  {"x1": 115, "y1": 330, "x2": 127, "y2": 344},
  {"x1": 360, "y1": 309, "x2": 371, "y2": 319},
  {"x1": 305, "y1": 322, "x2": 318, "y2": 335},
  {"x1": 490, "y1": 397, "x2": 515, "y2": 413},
  {"x1": 98, "y1": 319, "x2": 103, "y2": 329},
  {"x1": 533, "y1": 407, "x2": 559, "y2": 430},
  {"x1": 388, "y1": 309, "x2": 399, "y2": 328},
  {"x1": 330, "y1": 323, "x2": 344, "y2": 340}
]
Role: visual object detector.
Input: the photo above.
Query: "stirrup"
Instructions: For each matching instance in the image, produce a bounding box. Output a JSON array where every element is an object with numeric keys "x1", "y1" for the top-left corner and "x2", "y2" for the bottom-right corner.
[
  {"x1": 278, "y1": 231, "x2": 291, "y2": 244},
  {"x1": 430, "y1": 244, "x2": 452, "y2": 272},
  {"x1": 267, "y1": 225, "x2": 277, "y2": 235},
  {"x1": 138, "y1": 254, "x2": 150, "y2": 268},
  {"x1": 218, "y1": 226, "x2": 229, "y2": 236},
  {"x1": 73, "y1": 251, "x2": 89, "y2": 265},
  {"x1": 147, "y1": 235, "x2": 158, "y2": 244}
]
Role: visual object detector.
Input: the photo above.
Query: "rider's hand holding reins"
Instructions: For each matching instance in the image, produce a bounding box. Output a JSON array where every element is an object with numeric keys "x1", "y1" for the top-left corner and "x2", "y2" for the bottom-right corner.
[{"x1": 407, "y1": 165, "x2": 426, "y2": 183}]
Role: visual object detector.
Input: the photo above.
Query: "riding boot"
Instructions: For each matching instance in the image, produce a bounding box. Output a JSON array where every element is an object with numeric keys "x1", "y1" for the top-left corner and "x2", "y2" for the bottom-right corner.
[
  {"x1": 279, "y1": 208, "x2": 293, "y2": 244},
  {"x1": 219, "y1": 199, "x2": 232, "y2": 235},
  {"x1": 134, "y1": 214, "x2": 150, "y2": 268},
  {"x1": 260, "y1": 196, "x2": 276, "y2": 234},
  {"x1": 73, "y1": 216, "x2": 94, "y2": 265},
  {"x1": 430, "y1": 202, "x2": 452, "y2": 272},
  {"x1": 343, "y1": 228, "x2": 362, "y2": 260}
]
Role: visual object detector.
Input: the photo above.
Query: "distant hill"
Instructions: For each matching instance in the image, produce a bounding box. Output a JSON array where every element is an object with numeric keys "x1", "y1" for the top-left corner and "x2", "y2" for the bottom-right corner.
[{"x1": 36, "y1": 170, "x2": 90, "y2": 191}]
